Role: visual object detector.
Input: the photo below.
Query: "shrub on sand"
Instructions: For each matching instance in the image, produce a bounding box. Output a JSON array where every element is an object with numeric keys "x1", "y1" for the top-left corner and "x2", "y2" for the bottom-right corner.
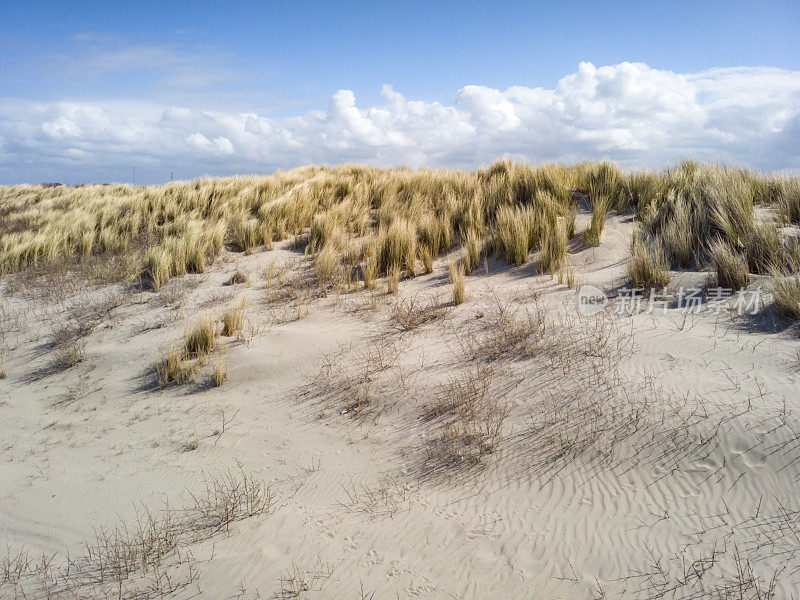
[
  {"x1": 541, "y1": 219, "x2": 568, "y2": 275},
  {"x1": 378, "y1": 219, "x2": 416, "y2": 276},
  {"x1": 419, "y1": 245, "x2": 434, "y2": 274},
  {"x1": 155, "y1": 347, "x2": 193, "y2": 388},
  {"x1": 494, "y1": 205, "x2": 532, "y2": 266}
]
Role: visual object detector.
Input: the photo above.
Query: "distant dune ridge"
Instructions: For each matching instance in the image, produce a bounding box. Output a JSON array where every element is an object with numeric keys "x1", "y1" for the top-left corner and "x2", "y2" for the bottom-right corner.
[{"x1": 2, "y1": 159, "x2": 800, "y2": 598}]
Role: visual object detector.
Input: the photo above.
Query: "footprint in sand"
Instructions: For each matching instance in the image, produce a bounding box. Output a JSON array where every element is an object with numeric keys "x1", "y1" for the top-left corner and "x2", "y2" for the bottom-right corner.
[{"x1": 362, "y1": 549, "x2": 382, "y2": 566}]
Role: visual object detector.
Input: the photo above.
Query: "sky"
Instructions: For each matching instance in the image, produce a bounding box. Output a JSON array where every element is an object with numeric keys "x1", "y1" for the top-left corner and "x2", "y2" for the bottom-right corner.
[{"x1": 1, "y1": 0, "x2": 799, "y2": 184}]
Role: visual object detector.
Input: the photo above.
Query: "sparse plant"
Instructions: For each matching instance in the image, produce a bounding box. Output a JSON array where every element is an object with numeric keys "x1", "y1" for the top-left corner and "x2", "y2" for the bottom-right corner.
[
  {"x1": 361, "y1": 250, "x2": 378, "y2": 289},
  {"x1": 628, "y1": 233, "x2": 671, "y2": 289},
  {"x1": 225, "y1": 269, "x2": 250, "y2": 286},
  {"x1": 0, "y1": 348, "x2": 9, "y2": 379},
  {"x1": 221, "y1": 297, "x2": 247, "y2": 337},
  {"x1": 419, "y1": 245, "x2": 434, "y2": 274},
  {"x1": 449, "y1": 262, "x2": 465, "y2": 305},
  {"x1": 142, "y1": 247, "x2": 172, "y2": 291},
  {"x1": 462, "y1": 230, "x2": 481, "y2": 274},
  {"x1": 390, "y1": 294, "x2": 446, "y2": 331},
  {"x1": 710, "y1": 239, "x2": 750, "y2": 290},
  {"x1": 582, "y1": 194, "x2": 613, "y2": 246},
  {"x1": 213, "y1": 359, "x2": 229, "y2": 386},
  {"x1": 185, "y1": 316, "x2": 217, "y2": 357},
  {"x1": 770, "y1": 269, "x2": 800, "y2": 321},
  {"x1": 386, "y1": 264, "x2": 400, "y2": 294},
  {"x1": 155, "y1": 347, "x2": 194, "y2": 387}
]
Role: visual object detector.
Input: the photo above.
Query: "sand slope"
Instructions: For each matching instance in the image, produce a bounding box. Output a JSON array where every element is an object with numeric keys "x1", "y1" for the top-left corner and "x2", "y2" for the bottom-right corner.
[{"x1": 2, "y1": 216, "x2": 800, "y2": 599}]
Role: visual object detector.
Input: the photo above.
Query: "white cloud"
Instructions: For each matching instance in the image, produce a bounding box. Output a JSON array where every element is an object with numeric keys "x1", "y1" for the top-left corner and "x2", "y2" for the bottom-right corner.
[{"x1": 1, "y1": 61, "x2": 799, "y2": 184}]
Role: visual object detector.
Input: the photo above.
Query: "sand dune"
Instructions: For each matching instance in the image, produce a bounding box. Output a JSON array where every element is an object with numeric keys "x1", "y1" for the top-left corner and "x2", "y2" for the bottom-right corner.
[{"x1": 2, "y1": 176, "x2": 800, "y2": 598}]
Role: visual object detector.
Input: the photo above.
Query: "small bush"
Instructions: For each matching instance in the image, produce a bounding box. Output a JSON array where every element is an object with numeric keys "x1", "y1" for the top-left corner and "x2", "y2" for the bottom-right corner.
[
  {"x1": 449, "y1": 262, "x2": 465, "y2": 306},
  {"x1": 391, "y1": 295, "x2": 446, "y2": 331},
  {"x1": 710, "y1": 240, "x2": 750, "y2": 290},
  {"x1": 494, "y1": 205, "x2": 532, "y2": 266},
  {"x1": 744, "y1": 221, "x2": 783, "y2": 274},
  {"x1": 378, "y1": 219, "x2": 416, "y2": 276},
  {"x1": 541, "y1": 219, "x2": 568, "y2": 275},
  {"x1": 0, "y1": 349, "x2": 9, "y2": 379},
  {"x1": 362, "y1": 252, "x2": 378, "y2": 289},
  {"x1": 185, "y1": 317, "x2": 216, "y2": 357},
  {"x1": 314, "y1": 245, "x2": 341, "y2": 284}
]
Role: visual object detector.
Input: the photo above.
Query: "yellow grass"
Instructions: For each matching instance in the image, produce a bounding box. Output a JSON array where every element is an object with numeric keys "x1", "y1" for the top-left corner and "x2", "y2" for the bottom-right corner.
[
  {"x1": 449, "y1": 262, "x2": 465, "y2": 305},
  {"x1": 1, "y1": 160, "x2": 798, "y2": 301}
]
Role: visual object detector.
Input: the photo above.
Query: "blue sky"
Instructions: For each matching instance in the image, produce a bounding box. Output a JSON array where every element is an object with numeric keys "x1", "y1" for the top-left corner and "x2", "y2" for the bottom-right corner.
[{"x1": 1, "y1": 1, "x2": 799, "y2": 184}]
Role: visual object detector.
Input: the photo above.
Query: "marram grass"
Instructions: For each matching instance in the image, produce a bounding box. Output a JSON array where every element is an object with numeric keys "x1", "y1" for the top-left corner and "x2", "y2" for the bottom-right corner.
[{"x1": 1, "y1": 161, "x2": 799, "y2": 319}]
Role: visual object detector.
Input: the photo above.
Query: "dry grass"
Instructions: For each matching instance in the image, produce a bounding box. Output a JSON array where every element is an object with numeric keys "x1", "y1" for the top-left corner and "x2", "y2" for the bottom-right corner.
[
  {"x1": 462, "y1": 230, "x2": 481, "y2": 274},
  {"x1": 1, "y1": 468, "x2": 274, "y2": 599},
  {"x1": 221, "y1": 297, "x2": 247, "y2": 337},
  {"x1": 213, "y1": 359, "x2": 229, "y2": 386},
  {"x1": 386, "y1": 264, "x2": 400, "y2": 294},
  {"x1": 225, "y1": 269, "x2": 250, "y2": 286},
  {"x1": 770, "y1": 270, "x2": 800, "y2": 321},
  {"x1": 155, "y1": 347, "x2": 194, "y2": 387},
  {"x1": 582, "y1": 193, "x2": 613, "y2": 246},
  {"x1": 776, "y1": 178, "x2": 800, "y2": 224},
  {"x1": 423, "y1": 364, "x2": 511, "y2": 473},
  {"x1": 0, "y1": 348, "x2": 8, "y2": 379},
  {"x1": 184, "y1": 316, "x2": 217, "y2": 357},
  {"x1": 419, "y1": 245, "x2": 434, "y2": 274},
  {"x1": 449, "y1": 262, "x2": 465, "y2": 305},
  {"x1": 628, "y1": 232, "x2": 671, "y2": 289},
  {"x1": 711, "y1": 239, "x2": 750, "y2": 290},
  {"x1": 1, "y1": 160, "x2": 797, "y2": 303},
  {"x1": 390, "y1": 294, "x2": 447, "y2": 331}
]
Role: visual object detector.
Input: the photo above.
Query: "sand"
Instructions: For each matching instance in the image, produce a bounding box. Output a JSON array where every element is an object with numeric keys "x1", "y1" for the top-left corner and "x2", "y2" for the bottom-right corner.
[{"x1": 2, "y1": 214, "x2": 800, "y2": 599}]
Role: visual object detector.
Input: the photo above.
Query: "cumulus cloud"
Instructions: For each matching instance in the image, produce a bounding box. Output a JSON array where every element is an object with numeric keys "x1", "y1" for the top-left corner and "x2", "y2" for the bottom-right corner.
[{"x1": 1, "y1": 61, "x2": 799, "y2": 184}]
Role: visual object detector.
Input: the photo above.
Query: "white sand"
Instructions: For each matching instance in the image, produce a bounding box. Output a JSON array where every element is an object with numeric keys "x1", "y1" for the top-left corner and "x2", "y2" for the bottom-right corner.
[{"x1": 2, "y1": 215, "x2": 800, "y2": 599}]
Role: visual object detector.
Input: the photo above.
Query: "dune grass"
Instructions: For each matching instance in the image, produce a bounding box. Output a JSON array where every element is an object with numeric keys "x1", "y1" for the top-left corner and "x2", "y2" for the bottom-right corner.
[
  {"x1": 1, "y1": 160, "x2": 799, "y2": 304},
  {"x1": 628, "y1": 233, "x2": 671, "y2": 290},
  {"x1": 221, "y1": 297, "x2": 247, "y2": 337},
  {"x1": 449, "y1": 262, "x2": 465, "y2": 305},
  {"x1": 710, "y1": 239, "x2": 750, "y2": 290},
  {"x1": 185, "y1": 316, "x2": 217, "y2": 357}
]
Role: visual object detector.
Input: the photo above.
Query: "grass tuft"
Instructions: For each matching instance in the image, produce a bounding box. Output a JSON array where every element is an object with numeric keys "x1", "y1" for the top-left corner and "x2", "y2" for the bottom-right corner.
[
  {"x1": 449, "y1": 262, "x2": 466, "y2": 305},
  {"x1": 221, "y1": 297, "x2": 247, "y2": 337},
  {"x1": 710, "y1": 240, "x2": 750, "y2": 290},
  {"x1": 184, "y1": 316, "x2": 217, "y2": 357},
  {"x1": 628, "y1": 233, "x2": 671, "y2": 289}
]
